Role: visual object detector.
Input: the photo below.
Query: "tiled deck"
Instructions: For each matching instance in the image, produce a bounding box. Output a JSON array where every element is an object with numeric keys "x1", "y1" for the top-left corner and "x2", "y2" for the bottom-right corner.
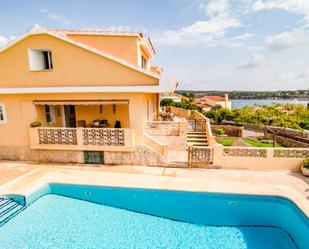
[{"x1": 0, "y1": 161, "x2": 309, "y2": 217}]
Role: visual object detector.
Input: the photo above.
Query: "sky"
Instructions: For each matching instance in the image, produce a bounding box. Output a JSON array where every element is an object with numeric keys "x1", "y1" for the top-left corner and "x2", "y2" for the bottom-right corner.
[{"x1": 0, "y1": 0, "x2": 309, "y2": 91}]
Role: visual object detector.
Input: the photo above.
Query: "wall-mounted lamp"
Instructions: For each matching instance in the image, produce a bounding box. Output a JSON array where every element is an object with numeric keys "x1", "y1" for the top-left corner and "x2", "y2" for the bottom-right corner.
[
  {"x1": 99, "y1": 105, "x2": 103, "y2": 114},
  {"x1": 113, "y1": 104, "x2": 116, "y2": 114}
]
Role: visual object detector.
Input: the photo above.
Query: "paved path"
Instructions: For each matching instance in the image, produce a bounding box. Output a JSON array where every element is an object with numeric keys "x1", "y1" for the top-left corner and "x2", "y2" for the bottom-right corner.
[
  {"x1": 232, "y1": 138, "x2": 251, "y2": 147},
  {"x1": 243, "y1": 129, "x2": 264, "y2": 137}
]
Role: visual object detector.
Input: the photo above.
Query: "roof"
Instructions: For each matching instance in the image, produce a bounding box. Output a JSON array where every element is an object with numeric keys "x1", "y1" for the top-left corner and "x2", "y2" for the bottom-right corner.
[
  {"x1": 193, "y1": 100, "x2": 212, "y2": 109},
  {"x1": 204, "y1": 96, "x2": 225, "y2": 101},
  {"x1": 49, "y1": 29, "x2": 156, "y2": 56},
  {"x1": 48, "y1": 29, "x2": 144, "y2": 38},
  {"x1": 151, "y1": 66, "x2": 163, "y2": 75},
  {"x1": 0, "y1": 25, "x2": 177, "y2": 94}
]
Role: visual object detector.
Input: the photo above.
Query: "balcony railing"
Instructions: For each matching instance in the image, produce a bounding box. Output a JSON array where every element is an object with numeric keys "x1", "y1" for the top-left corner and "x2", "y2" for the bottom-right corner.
[{"x1": 29, "y1": 127, "x2": 134, "y2": 151}]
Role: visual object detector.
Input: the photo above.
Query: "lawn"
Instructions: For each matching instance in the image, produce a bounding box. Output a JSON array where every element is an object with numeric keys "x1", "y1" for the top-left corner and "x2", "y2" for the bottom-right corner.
[
  {"x1": 215, "y1": 137, "x2": 283, "y2": 147},
  {"x1": 215, "y1": 137, "x2": 238, "y2": 146},
  {"x1": 243, "y1": 138, "x2": 283, "y2": 148}
]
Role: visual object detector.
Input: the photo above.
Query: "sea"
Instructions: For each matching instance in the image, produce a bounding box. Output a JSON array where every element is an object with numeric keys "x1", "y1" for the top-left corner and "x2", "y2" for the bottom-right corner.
[{"x1": 231, "y1": 99, "x2": 309, "y2": 109}]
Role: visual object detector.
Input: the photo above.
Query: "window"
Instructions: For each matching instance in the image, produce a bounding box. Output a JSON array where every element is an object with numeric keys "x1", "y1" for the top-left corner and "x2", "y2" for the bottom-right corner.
[
  {"x1": 141, "y1": 55, "x2": 147, "y2": 69},
  {"x1": 45, "y1": 105, "x2": 55, "y2": 124},
  {"x1": 0, "y1": 103, "x2": 7, "y2": 123},
  {"x1": 28, "y1": 49, "x2": 53, "y2": 71}
]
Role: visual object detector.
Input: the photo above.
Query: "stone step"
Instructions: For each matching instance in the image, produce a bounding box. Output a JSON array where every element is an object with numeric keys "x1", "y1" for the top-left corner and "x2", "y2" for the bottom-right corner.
[
  {"x1": 187, "y1": 135, "x2": 207, "y2": 139},
  {"x1": 187, "y1": 139, "x2": 208, "y2": 143},
  {"x1": 0, "y1": 197, "x2": 24, "y2": 225},
  {"x1": 0, "y1": 204, "x2": 23, "y2": 224},
  {"x1": 0, "y1": 201, "x2": 16, "y2": 214},
  {"x1": 188, "y1": 143, "x2": 209, "y2": 146},
  {"x1": 0, "y1": 199, "x2": 12, "y2": 209},
  {"x1": 187, "y1": 132, "x2": 206, "y2": 135}
]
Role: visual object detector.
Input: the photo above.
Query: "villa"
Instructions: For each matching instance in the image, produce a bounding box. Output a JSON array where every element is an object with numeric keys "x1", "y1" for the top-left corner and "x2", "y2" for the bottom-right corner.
[
  {"x1": 0, "y1": 25, "x2": 179, "y2": 165},
  {"x1": 1, "y1": 25, "x2": 309, "y2": 249}
]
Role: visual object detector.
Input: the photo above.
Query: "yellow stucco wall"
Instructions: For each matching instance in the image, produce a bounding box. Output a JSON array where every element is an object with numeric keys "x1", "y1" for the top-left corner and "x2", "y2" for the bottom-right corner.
[
  {"x1": 0, "y1": 34, "x2": 158, "y2": 88},
  {"x1": 67, "y1": 34, "x2": 139, "y2": 66},
  {"x1": 143, "y1": 93, "x2": 159, "y2": 121},
  {"x1": 0, "y1": 92, "x2": 157, "y2": 147}
]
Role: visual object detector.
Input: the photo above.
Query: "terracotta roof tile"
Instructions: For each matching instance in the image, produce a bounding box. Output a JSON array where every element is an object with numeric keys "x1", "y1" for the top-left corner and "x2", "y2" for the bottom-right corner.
[{"x1": 204, "y1": 96, "x2": 225, "y2": 101}]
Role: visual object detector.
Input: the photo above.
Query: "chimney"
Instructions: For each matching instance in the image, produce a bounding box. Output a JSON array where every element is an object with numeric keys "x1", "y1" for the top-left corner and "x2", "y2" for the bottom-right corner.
[{"x1": 224, "y1": 93, "x2": 229, "y2": 109}]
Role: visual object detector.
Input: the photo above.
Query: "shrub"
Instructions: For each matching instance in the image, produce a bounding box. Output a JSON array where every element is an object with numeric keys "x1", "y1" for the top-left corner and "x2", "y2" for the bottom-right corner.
[
  {"x1": 30, "y1": 121, "x2": 41, "y2": 127},
  {"x1": 214, "y1": 127, "x2": 225, "y2": 135},
  {"x1": 304, "y1": 158, "x2": 309, "y2": 169}
]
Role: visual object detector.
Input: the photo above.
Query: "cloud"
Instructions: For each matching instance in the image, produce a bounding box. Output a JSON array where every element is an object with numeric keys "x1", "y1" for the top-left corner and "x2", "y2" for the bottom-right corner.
[
  {"x1": 236, "y1": 53, "x2": 265, "y2": 69},
  {"x1": 252, "y1": 0, "x2": 309, "y2": 24},
  {"x1": 39, "y1": 9, "x2": 71, "y2": 25},
  {"x1": 154, "y1": 0, "x2": 251, "y2": 46},
  {"x1": 298, "y1": 68, "x2": 309, "y2": 81},
  {"x1": 0, "y1": 35, "x2": 16, "y2": 48},
  {"x1": 199, "y1": 0, "x2": 230, "y2": 17},
  {"x1": 47, "y1": 13, "x2": 63, "y2": 20},
  {"x1": 265, "y1": 29, "x2": 309, "y2": 50}
]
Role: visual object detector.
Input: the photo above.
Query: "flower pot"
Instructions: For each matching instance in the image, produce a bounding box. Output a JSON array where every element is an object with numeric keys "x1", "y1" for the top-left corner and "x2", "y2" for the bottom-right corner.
[{"x1": 301, "y1": 166, "x2": 309, "y2": 177}]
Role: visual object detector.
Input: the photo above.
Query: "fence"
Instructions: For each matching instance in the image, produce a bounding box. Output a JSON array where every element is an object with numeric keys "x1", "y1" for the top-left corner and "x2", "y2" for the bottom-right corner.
[
  {"x1": 29, "y1": 127, "x2": 134, "y2": 151},
  {"x1": 144, "y1": 121, "x2": 181, "y2": 136},
  {"x1": 188, "y1": 146, "x2": 213, "y2": 167},
  {"x1": 187, "y1": 120, "x2": 207, "y2": 132},
  {"x1": 213, "y1": 145, "x2": 309, "y2": 170},
  {"x1": 165, "y1": 106, "x2": 191, "y2": 119}
]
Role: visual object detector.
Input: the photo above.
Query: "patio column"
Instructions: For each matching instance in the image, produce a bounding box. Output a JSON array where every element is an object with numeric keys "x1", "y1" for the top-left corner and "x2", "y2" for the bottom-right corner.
[{"x1": 129, "y1": 95, "x2": 144, "y2": 144}]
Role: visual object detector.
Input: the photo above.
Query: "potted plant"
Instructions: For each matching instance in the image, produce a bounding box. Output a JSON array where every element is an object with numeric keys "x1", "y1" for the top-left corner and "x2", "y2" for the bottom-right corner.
[
  {"x1": 301, "y1": 158, "x2": 309, "y2": 176},
  {"x1": 30, "y1": 121, "x2": 42, "y2": 128}
]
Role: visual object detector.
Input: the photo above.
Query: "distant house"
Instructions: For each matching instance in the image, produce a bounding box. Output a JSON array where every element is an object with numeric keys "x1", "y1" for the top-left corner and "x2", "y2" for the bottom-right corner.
[
  {"x1": 194, "y1": 93, "x2": 232, "y2": 111},
  {"x1": 160, "y1": 93, "x2": 189, "y2": 103}
]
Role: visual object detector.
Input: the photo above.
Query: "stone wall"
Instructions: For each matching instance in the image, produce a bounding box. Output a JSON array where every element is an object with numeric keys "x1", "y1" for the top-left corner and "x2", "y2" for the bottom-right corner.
[
  {"x1": 275, "y1": 135, "x2": 309, "y2": 148},
  {"x1": 0, "y1": 145, "x2": 84, "y2": 163},
  {"x1": 244, "y1": 124, "x2": 309, "y2": 139},
  {"x1": 104, "y1": 145, "x2": 166, "y2": 166},
  {"x1": 211, "y1": 125, "x2": 243, "y2": 137},
  {"x1": 0, "y1": 144, "x2": 166, "y2": 166}
]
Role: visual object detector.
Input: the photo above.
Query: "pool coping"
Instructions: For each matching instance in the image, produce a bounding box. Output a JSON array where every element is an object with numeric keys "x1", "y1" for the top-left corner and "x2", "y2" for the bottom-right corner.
[{"x1": 0, "y1": 163, "x2": 309, "y2": 218}]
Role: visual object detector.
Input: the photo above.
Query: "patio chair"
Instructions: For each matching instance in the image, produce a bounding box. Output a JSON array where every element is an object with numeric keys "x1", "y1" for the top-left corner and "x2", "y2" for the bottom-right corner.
[
  {"x1": 114, "y1": 120, "x2": 121, "y2": 128},
  {"x1": 77, "y1": 120, "x2": 86, "y2": 128}
]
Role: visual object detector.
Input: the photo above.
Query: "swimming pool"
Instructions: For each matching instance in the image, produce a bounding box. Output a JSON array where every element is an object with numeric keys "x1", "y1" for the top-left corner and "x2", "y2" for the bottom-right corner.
[{"x1": 0, "y1": 183, "x2": 308, "y2": 249}]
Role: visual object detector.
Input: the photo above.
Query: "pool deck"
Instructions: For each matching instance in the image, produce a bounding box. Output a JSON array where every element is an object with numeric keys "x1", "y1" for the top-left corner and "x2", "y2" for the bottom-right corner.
[{"x1": 0, "y1": 161, "x2": 309, "y2": 217}]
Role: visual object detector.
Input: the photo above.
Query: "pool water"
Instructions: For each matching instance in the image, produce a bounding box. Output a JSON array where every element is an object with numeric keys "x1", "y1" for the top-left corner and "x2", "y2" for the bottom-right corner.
[
  {"x1": 0, "y1": 183, "x2": 309, "y2": 249},
  {"x1": 0, "y1": 194, "x2": 296, "y2": 249}
]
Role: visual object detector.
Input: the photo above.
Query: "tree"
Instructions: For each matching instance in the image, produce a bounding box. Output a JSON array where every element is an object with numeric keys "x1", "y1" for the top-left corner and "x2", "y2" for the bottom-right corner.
[
  {"x1": 160, "y1": 98, "x2": 174, "y2": 106},
  {"x1": 205, "y1": 106, "x2": 234, "y2": 124},
  {"x1": 234, "y1": 105, "x2": 301, "y2": 147}
]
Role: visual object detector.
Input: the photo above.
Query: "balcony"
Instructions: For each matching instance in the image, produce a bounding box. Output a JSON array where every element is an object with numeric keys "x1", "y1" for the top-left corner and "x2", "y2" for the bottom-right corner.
[{"x1": 29, "y1": 127, "x2": 134, "y2": 152}]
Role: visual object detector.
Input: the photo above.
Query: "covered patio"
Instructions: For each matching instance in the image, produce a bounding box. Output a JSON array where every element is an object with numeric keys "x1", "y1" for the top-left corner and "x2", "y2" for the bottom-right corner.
[{"x1": 29, "y1": 99, "x2": 134, "y2": 151}]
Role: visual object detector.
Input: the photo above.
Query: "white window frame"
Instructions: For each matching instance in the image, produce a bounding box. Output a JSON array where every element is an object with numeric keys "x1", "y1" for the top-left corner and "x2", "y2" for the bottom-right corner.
[
  {"x1": 0, "y1": 103, "x2": 7, "y2": 124},
  {"x1": 28, "y1": 48, "x2": 53, "y2": 71}
]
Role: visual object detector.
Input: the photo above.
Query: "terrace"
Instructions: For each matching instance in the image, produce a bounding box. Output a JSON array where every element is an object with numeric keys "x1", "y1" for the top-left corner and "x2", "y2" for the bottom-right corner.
[{"x1": 29, "y1": 100, "x2": 134, "y2": 152}]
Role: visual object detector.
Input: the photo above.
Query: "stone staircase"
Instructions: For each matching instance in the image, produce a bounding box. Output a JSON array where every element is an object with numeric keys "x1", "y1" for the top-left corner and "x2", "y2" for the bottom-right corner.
[
  {"x1": 0, "y1": 197, "x2": 24, "y2": 225},
  {"x1": 187, "y1": 132, "x2": 208, "y2": 147}
]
